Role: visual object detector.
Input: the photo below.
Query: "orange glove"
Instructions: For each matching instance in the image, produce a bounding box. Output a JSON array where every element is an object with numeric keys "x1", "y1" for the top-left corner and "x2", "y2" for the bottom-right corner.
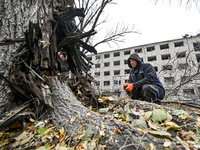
[
  {"x1": 123, "y1": 83, "x2": 128, "y2": 90},
  {"x1": 125, "y1": 83, "x2": 134, "y2": 91}
]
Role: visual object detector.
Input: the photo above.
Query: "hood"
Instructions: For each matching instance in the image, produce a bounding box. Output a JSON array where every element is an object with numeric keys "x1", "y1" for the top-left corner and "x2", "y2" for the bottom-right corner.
[{"x1": 128, "y1": 53, "x2": 142, "y2": 68}]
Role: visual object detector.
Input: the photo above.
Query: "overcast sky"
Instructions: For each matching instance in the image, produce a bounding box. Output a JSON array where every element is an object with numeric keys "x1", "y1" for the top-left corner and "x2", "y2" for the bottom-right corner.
[{"x1": 94, "y1": 0, "x2": 200, "y2": 53}]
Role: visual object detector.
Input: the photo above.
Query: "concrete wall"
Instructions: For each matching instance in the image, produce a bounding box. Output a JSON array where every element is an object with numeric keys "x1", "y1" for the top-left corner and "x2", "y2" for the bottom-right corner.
[{"x1": 88, "y1": 35, "x2": 200, "y2": 100}]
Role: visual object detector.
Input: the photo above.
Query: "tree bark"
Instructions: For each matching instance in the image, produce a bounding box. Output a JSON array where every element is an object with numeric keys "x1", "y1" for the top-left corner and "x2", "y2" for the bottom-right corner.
[{"x1": 43, "y1": 77, "x2": 169, "y2": 149}]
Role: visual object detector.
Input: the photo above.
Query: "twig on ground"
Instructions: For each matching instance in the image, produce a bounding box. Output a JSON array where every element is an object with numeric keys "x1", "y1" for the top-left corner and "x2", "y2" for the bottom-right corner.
[{"x1": 175, "y1": 136, "x2": 190, "y2": 150}]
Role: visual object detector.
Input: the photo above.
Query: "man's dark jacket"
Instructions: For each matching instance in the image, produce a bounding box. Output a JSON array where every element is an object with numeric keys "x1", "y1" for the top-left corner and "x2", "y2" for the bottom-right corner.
[{"x1": 128, "y1": 53, "x2": 165, "y2": 99}]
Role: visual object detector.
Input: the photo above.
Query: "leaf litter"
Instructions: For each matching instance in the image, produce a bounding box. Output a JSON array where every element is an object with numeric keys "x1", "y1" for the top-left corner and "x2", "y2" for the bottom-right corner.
[{"x1": 0, "y1": 97, "x2": 200, "y2": 149}]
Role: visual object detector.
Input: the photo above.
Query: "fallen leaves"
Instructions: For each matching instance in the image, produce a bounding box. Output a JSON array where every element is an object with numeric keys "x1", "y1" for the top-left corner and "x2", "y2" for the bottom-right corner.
[
  {"x1": 113, "y1": 128, "x2": 121, "y2": 134},
  {"x1": 97, "y1": 100, "x2": 200, "y2": 149}
]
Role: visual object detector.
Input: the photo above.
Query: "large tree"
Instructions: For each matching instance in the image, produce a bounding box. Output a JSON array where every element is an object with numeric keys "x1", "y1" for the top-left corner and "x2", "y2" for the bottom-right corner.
[{"x1": 0, "y1": 0, "x2": 199, "y2": 149}]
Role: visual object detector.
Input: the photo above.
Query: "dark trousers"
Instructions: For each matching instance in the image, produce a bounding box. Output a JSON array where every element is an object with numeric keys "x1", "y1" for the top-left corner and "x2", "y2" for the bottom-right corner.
[{"x1": 131, "y1": 84, "x2": 164, "y2": 104}]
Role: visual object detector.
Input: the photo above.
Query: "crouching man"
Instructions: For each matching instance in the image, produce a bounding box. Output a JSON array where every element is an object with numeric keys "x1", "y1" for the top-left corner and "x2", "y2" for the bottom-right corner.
[{"x1": 123, "y1": 53, "x2": 165, "y2": 104}]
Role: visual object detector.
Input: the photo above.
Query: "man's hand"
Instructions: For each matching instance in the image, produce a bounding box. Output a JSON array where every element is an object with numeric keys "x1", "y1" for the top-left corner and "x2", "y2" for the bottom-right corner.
[
  {"x1": 123, "y1": 83, "x2": 129, "y2": 90},
  {"x1": 124, "y1": 83, "x2": 134, "y2": 91}
]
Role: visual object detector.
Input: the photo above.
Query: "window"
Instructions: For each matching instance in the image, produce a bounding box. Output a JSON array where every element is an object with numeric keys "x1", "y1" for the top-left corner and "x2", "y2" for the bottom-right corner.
[
  {"x1": 164, "y1": 77, "x2": 174, "y2": 83},
  {"x1": 148, "y1": 56, "x2": 157, "y2": 61},
  {"x1": 88, "y1": 57, "x2": 92, "y2": 61},
  {"x1": 198, "y1": 87, "x2": 200, "y2": 96},
  {"x1": 153, "y1": 66, "x2": 158, "y2": 71},
  {"x1": 174, "y1": 41, "x2": 184, "y2": 47},
  {"x1": 147, "y1": 46, "x2": 155, "y2": 52},
  {"x1": 135, "y1": 48, "x2": 142, "y2": 53},
  {"x1": 178, "y1": 63, "x2": 188, "y2": 70},
  {"x1": 124, "y1": 50, "x2": 130, "y2": 55},
  {"x1": 114, "y1": 52, "x2": 120, "y2": 57},
  {"x1": 104, "y1": 81, "x2": 110, "y2": 86},
  {"x1": 160, "y1": 44, "x2": 169, "y2": 50},
  {"x1": 96, "y1": 55, "x2": 101, "y2": 60},
  {"x1": 114, "y1": 70, "x2": 120, "y2": 75},
  {"x1": 196, "y1": 54, "x2": 200, "y2": 63},
  {"x1": 114, "y1": 61, "x2": 120, "y2": 66},
  {"x1": 96, "y1": 81, "x2": 100, "y2": 86},
  {"x1": 162, "y1": 65, "x2": 172, "y2": 70},
  {"x1": 114, "y1": 80, "x2": 121, "y2": 85},
  {"x1": 95, "y1": 72, "x2": 100, "y2": 77},
  {"x1": 104, "y1": 62, "x2": 110, "y2": 67},
  {"x1": 104, "y1": 54, "x2": 110, "y2": 58},
  {"x1": 165, "y1": 88, "x2": 177, "y2": 95},
  {"x1": 125, "y1": 79, "x2": 128, "y2": 83},
  {"x1": 193, "y1": 42, "x2": 200, "y2": 51},
  {"x1": 176, "y1": 52, "x2": 186, "y2": 58},
  {"x1": 125, "y1": 69, "x2": 130, "y2": 74},
  {"x1": 161, "y1": 54, "x2": 171, "y2": 60},
  {"x1": 104, "y1": 71, "x2": 110, "y2": 76},
  {"x1": 124, "y1": 60, "x2": 128, "y2": 64},
  {"x1": 95, "y1": 64, "x2": 100, "y2": 68},
  {"x1": 181, "y1": 76, "x2": 192, "y2": 82},
  {"x1": 183, "y1": 88, "x2": 195, "y2": 95}
]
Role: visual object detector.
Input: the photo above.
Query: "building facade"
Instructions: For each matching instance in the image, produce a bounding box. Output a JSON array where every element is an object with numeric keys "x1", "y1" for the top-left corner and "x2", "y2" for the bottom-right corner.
[{"x1": 88, "y1": 35, "x2": 200, "y2": 100}]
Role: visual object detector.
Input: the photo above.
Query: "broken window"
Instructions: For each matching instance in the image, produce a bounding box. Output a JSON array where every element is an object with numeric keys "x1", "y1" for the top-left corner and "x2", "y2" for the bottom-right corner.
[
  {"x1": 114, "y1": 80, "x2": 121, "y2": 85},
  {"x1": 147, "y1": 46, "x2": 155, "y2": 52},
  {"x1": 162, "y1": 65, "x2": 173, "y2": 70},
  {"x1": 161, "y1": 54, "x2": 171, "y2": 60},
  {"x1": 104, "y1": 81, "x2": 110, "y2": 86},
  {"x1": 153, "y1": 66, "x2": 158, "y2": 71},
  {"x1": 178, "y1": 63, "x2": 188, "y2": 70},
  {"x1": 176, "y1": 52, "x2": 186, "y2": 58},
  {"x1": 95, "y1": 72, "x2": 100, "y2": 77},
  {"x1": 104, "y1": 62, "x2": 110, "y2": 67},
  {"x1": 193, "y1": 42, "x2": 200, "y2": 51},
  {"x1": 104, "y1": 71, "x2": 110, "y2": 76},
  {"x1": 135, "y1": 48, "x2": 142, "y2": 53},
  {"x1": 96, "y1": 55, "x2": 101, "y2": 60},
  {"x1": 196, "y1": 54, "x2": 200, "y2": 63},
  {"x1": 104, "y1": 54, "x2": 110, "y2": 58},
  {"x1": 125, "y1": 69, "x2": 130, "y2": 74},
  {"x1": 183, "y1": 88, "x2": 195, "y2": 95},
  {"x1": 114, "y1": 61, "x2": 120, "y2": 66},
  {"x1": 164, "y1": 77, "x2": 175, "y2": 83},
  {"x1": 96, "y1": 81, "x2": 100, "y2": 86},
  {"x1": 124, "y1": 60, "x2": 128, "y2": 64},
  {"x1": 160, "y1": 44, "x2": 169, "y2": 50},
  {"x1": 95, "y1": 64, "x2": 100, "y2": 68},
  {"x1": 88, "y1": 57, "x2": 92, "y2": 61},
  {"x1": 174, "y1": 41, "x2": 184, "y2": 47},
  {"x1": 114, "y1": 52, "x2": 120, "y2": 57},
  {"x1": 124, "y1": 50, "x2": 130, "y2": 55},
  {"x1": 148, "y1": 56, "x2": 157, "y2": 61},
  {"x1": 114, "y1": 70, "x2": 120, "y2": 75}
]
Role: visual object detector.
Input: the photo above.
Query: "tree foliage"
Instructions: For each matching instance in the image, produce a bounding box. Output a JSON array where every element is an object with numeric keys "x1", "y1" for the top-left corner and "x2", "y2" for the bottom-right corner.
[{"x1": 74, "y1": 0, "x2": 138, "y2": 52}]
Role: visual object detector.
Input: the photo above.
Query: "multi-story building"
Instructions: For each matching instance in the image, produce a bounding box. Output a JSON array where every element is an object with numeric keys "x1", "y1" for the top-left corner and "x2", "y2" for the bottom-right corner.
[{"x1": 88, "y1": 34, "x2": 200, "y2": 100}]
